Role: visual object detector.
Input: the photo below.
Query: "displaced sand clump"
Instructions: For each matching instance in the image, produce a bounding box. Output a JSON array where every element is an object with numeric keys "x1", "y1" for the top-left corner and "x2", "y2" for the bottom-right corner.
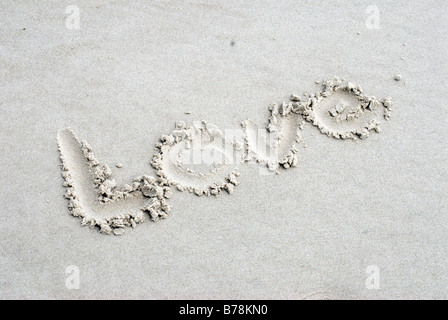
[
  {"x1": 58, "y1": 129, "x2": 172, "y2": 235},
  {"x1": 58, "y1": 78, "x2": 392, "y2": 235},
  {"x1": 241, "y1": 102, "x2": 303, "y2": 174},
  {"x1": 151, "y1": 120, "x2": 242, "y2": 196},
  {"x1": 294, "y1": 77, "x2": 392, "y2": 140},
  {"x1": 240, "y1": 77, "x2": 392, "y2": 173}
]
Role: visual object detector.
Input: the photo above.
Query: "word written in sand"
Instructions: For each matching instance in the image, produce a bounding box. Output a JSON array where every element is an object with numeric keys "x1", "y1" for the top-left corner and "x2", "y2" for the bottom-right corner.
[{"x1": 58, "y1": 77, "x2": 392, "y2": 235}]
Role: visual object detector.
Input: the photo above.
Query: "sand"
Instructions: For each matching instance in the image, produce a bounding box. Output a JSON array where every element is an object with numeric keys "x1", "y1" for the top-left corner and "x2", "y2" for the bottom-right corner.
[
  {"x1": 1, "y1": 0, "x2": 447, "y2": 299},
  {"x1": 56, "y1": 78, "x2": 390, "y2": 235}
]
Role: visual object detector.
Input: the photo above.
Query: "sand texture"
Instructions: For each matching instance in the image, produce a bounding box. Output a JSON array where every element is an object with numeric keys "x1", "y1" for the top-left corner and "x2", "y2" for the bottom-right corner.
[{"x1": 1, "y1": 1, "x2": 447, "y2": 299}]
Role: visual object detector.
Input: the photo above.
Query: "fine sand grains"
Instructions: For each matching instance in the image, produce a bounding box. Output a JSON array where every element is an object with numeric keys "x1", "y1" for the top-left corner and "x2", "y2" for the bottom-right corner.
[
  {"x1": 295, "y1": 77, "x2": 392, "y2": 140},
  {"x1": 240, "y1": 77, "x2": 392, "y2": 173},
  {"x1": 57, "y1": 129, "x2": 172, "y2": 235},
  {"x1": 241, "y1": 104, "x2": 303, "y2": 173},
  {"x1": 58, "y1": 78, "x2": 392, "y2": 235},
  {"x1": 151, "y1": 120, "x2": 242, "y2": 196}
]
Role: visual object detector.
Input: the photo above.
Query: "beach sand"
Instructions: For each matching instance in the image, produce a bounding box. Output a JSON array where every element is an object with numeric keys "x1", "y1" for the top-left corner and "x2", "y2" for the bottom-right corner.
[{"x1": 0, "y1": 0, "x2": 447, "y2": 299}]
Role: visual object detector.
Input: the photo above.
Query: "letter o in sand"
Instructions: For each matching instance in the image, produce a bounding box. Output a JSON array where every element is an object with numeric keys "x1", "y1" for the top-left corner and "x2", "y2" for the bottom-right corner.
[{"x1": 151, "y1": 121, "x2": 242, "y2": 196}]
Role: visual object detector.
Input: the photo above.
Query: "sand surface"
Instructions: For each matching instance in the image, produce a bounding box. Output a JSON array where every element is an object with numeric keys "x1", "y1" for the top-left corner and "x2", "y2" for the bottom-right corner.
[{"x1": 1, "y1": 0, "x2": 447, "y2": 299}]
